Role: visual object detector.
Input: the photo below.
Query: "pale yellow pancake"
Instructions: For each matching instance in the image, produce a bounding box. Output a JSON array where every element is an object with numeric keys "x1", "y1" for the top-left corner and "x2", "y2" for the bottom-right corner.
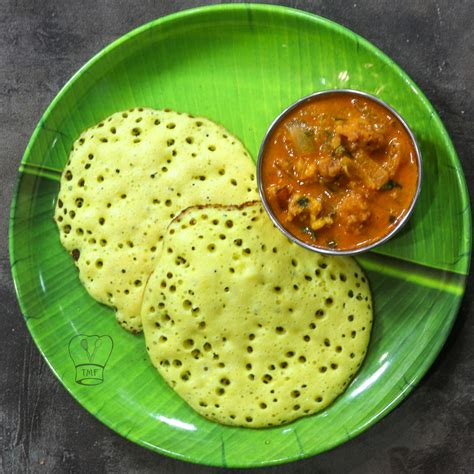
[
  {"x1": 142, "y1": 202, "x2": 373, "y2": 427},
  {"x1": 55, "y1": 108, "x2": 258, "y2": 332}
]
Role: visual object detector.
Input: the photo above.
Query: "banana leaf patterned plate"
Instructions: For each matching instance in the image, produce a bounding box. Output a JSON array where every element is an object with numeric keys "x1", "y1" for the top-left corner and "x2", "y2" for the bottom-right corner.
[{"x1": 9, "y1": 4, "x2": 471, "y2": 467}]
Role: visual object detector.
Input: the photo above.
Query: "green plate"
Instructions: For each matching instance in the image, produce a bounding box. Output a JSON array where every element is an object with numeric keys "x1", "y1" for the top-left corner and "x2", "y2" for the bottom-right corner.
[{"x1": 9, "y1": 4, "x2": 471, "y2": 467}]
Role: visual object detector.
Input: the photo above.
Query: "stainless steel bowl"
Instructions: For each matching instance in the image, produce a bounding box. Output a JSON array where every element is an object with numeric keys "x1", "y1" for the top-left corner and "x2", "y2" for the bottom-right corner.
[{"x1": 257, "y1": 89, "x2": 423, "y2": 255}]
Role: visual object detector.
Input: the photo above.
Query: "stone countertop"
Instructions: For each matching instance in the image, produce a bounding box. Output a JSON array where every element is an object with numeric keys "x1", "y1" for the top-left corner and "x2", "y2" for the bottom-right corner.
[{"x1": 1, "y1": 1, "x2": 473, "y2": 472}]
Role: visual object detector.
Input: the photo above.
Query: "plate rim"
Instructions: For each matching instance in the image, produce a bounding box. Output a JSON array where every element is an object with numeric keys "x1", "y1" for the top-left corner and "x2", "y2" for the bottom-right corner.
[{"x1": 9, "y1": 2, "x2": 472, "y2": 467}]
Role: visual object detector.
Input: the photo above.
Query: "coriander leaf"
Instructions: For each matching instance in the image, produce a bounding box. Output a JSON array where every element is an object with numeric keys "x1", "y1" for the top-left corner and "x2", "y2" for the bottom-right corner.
[
  {"x1": 381, "y1": 179, "x2": 402, "y2": 191},
  {"x1": 334, "y1": 145, "x2": 352, "y2": 158},
  {"x1": 297, "y1": 197, "x2": 309, "y2": 208}
]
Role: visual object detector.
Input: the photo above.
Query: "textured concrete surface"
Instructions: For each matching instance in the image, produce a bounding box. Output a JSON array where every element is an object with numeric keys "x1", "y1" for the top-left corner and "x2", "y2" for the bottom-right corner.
[{"x1": 1, "y1": 0, "x2": 473, "y2": 472}]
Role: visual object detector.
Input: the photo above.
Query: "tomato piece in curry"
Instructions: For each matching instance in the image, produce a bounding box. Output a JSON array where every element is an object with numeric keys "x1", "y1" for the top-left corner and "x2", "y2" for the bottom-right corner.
[{"x1": 261, "y1": 92, "x2": 419, "y2": 251}]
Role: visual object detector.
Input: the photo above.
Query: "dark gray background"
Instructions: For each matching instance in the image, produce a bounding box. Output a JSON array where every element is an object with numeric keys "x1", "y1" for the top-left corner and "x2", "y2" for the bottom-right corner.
[{"x1": 1, "y1": 0, "x2": 473, "y2": 472}]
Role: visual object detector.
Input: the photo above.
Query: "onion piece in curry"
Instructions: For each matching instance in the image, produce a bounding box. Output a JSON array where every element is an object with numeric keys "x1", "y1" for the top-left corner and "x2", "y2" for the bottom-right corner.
[{"x1": 260, "y1": 92, "x2": 420, "y2": 251}]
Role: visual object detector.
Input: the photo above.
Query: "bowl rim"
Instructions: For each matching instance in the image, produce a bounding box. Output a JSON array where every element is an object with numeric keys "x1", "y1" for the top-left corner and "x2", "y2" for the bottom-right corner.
[{"x1": 257, "y1": 88, "x2": 423, "y2": 256}]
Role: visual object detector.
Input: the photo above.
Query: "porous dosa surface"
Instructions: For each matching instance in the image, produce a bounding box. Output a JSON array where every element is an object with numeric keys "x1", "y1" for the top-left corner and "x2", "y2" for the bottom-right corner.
[
  {"x1": 55, "y1": 108, "x2": 258, "y2": 332},
  {"x1": 142, "y1": 202, "x2": 373, "y2": 427}
]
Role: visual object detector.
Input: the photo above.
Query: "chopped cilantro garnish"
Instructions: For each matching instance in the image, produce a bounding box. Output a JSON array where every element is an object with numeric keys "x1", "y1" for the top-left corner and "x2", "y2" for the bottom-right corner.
[
  {"x1": 297, "y1": 197, "x2": 309, "y2": 208},
  {"x1": 381, "y1": 180, "x2": 402, "y2": 191}
]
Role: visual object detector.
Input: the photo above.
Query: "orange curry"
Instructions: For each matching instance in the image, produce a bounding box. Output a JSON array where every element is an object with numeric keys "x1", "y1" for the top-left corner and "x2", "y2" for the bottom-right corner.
[{"x1": 261, "y1": 92, "x2": 419, "y2": 251}]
